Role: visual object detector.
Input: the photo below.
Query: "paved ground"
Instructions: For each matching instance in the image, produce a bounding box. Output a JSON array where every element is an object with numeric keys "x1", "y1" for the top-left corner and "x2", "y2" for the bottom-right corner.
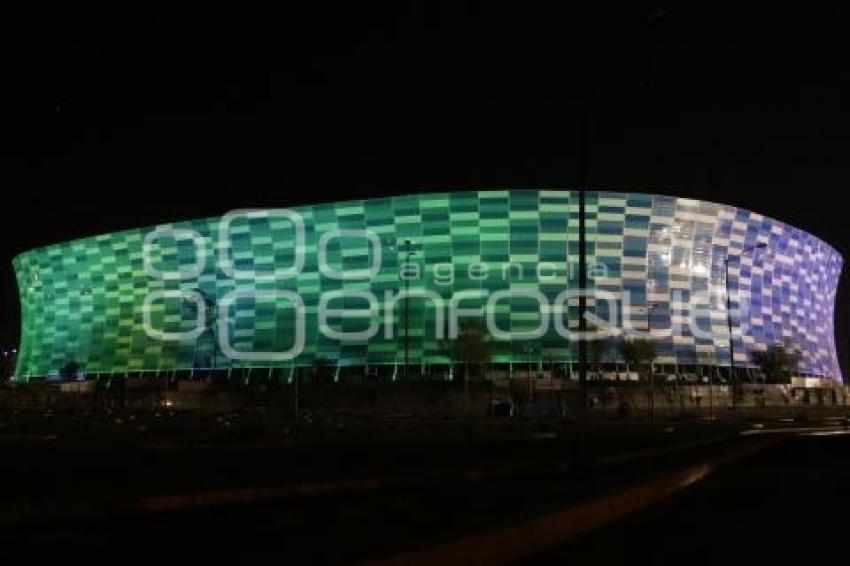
[
  {"x1": 529, "y1": 431, "x2": 850, "y2": 564},
  {"x1": 1, "y1": 437, "x2": 756, "y2": 561},
  {"x1": 1, "y1": 408, "x2": 848, "y2": 561},
  {"x1": 0, "y1": 407, "x2": 765, "y2": 510}
]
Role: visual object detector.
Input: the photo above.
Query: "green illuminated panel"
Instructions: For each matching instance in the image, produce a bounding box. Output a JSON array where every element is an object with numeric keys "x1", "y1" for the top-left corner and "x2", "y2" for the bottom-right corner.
[{"x1": 13, "y1": 191, "x2": 577, "y2": 377}]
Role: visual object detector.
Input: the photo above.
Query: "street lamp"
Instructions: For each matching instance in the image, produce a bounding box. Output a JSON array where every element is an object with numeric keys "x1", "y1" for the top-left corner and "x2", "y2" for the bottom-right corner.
[
  {"x1": 392, "y1": 239, "x2": 417, "y2": 380},
  {"x1": 640, "y1": 302, "x2": 663, "y2": 424},
  {"x1": 724, "y1": 242, "x2": 768, "y2": 410},
  {"x1": 522, "y1": 343, "x2": 538, "y2": 399}
]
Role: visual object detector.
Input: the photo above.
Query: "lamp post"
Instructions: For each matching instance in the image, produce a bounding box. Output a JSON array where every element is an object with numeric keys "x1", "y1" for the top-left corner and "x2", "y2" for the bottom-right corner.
[
  {"x1": 571, "y1": 7, "x2": 668, "y2": 463},
  {"x1": 707, "y1": 365, "x2": 715, "y2": 421},
  {"x1": 724, "y1": 242, "x2": 768, "y2": 411},
  {"x1": 577, "y1": 99, "x2": 589, "y2": 467},
  {"x1": 395, "y1": 239, "x2": 417, "y2": 380},
  {"x1": 641, "y1": 302, "x2": 662, "y2": 424},
  {"x1": 293, "y1": 366, "x2": 299, "y2": 418},
  {"x1": 522, "y1": 343, "x2": 537, "y2": 401},
  {"x1": 404, "y1": 240, "x2": 415, "y2": 380}
]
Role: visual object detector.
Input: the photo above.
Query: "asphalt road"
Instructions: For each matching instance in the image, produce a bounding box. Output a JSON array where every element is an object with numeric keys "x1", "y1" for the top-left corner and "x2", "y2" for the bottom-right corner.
[
  {"x1": 2, "y1": 412, "x2": 848, "y2": 562},
  {"x1": 0, "y1": 408, "x2": 745, "y2": 510},
  {"x1": 530, "y1": 431, "x2": 850, "y2": 564}
]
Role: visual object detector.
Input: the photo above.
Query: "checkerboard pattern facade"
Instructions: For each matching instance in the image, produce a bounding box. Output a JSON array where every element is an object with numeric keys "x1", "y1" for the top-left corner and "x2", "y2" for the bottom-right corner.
[
  {"x1": 584, "y1": 193, "x2": 842, "y2": 378},
  {"x1": 12, "y1": 191, "x2": 843, "y2": 380}
]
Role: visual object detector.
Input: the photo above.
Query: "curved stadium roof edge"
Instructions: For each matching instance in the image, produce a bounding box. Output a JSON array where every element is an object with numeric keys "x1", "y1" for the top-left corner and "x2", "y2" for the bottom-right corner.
[
  {"x1": 12, "y1": 189, "x2": 844, "y2": 381},
  {"x1": 16, "y1": 188, "x2": 843, "y2": 260}
]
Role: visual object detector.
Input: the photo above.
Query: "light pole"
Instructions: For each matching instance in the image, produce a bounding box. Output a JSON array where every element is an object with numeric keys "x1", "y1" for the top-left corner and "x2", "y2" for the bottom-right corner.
[
  {"x1": 572, "y1": 7, "x2": 668, "y2": 462},
  {"x1": 708, "y1": 365, "x2": 715, "y2": 421},
  {"x1": 402, "y1": 240, "x2": 416, "y2": 379},
  {"x1": 724, "y1": 243, "x2": 768, "y2": 411},
  {"x1": 392, "y1": 239, "x2": 417, "y2": 380},
  {"x1": 641, "y1": 302, "x2": 662, "y2": 424},
  {"x1": 577, "y1": 96, "x2": 589, "y2": 467},
  {"x1": 293, "y1": 367, "x2": 299, "y2": 418},
  {"x1": 523, "y1": 343, "x2": 537, "y2": 400}
]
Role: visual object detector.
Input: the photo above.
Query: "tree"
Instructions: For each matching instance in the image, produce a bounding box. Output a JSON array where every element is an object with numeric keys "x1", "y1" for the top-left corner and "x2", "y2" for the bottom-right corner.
[
  {"x1": 441, "y1": 320, "x2": 491, "y2": 415},
  {"x1": 751, "y1": 343, "x2": 801, "y2": 384},
  {"x1": 587, "y1": 338, "x2": 613, "y2": 380},
  {"x1": 619, "y1": 338, "x2": 657, "y2": 377},
  {"x1": 185, "y1": 288, "x2": 219, "y2": 371},
  {"x1": 311, "y1": 357, "x2": 334, "y2": 385},
  {"x1": 620, "y1": 338, "x2": 659, "y2": 423},
  {"x1": 0, "y1": 352, "x2": 15, "y2": 383},
  {"x1": 442, "y1": 320, "x2": 491, "y2": 380},
  {"x1": 60, "y1": 359, "x2": 80, "y2": 381}
]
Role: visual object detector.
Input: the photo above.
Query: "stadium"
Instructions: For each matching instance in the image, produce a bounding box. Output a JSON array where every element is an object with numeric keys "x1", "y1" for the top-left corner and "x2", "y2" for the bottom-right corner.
[{"x1": 11, "y1": 190, "x2": 843, "y2": 383}]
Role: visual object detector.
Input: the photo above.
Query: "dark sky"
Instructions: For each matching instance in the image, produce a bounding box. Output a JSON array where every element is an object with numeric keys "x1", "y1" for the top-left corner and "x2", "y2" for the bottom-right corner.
[{"x1": 2, "y1": 4, "x2": 850, "y2": 376}]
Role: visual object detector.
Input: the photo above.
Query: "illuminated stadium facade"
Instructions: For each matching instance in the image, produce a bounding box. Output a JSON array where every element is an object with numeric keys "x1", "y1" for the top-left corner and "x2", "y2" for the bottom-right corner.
[{"x1": 12, "y1": 190, "x2": 843, "y2": 382}]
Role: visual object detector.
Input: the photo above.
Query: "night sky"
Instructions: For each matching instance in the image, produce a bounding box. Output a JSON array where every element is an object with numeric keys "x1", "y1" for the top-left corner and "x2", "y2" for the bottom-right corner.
[{"x1": 2, "y1": 4, "x2": 849, "y2": 377}]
